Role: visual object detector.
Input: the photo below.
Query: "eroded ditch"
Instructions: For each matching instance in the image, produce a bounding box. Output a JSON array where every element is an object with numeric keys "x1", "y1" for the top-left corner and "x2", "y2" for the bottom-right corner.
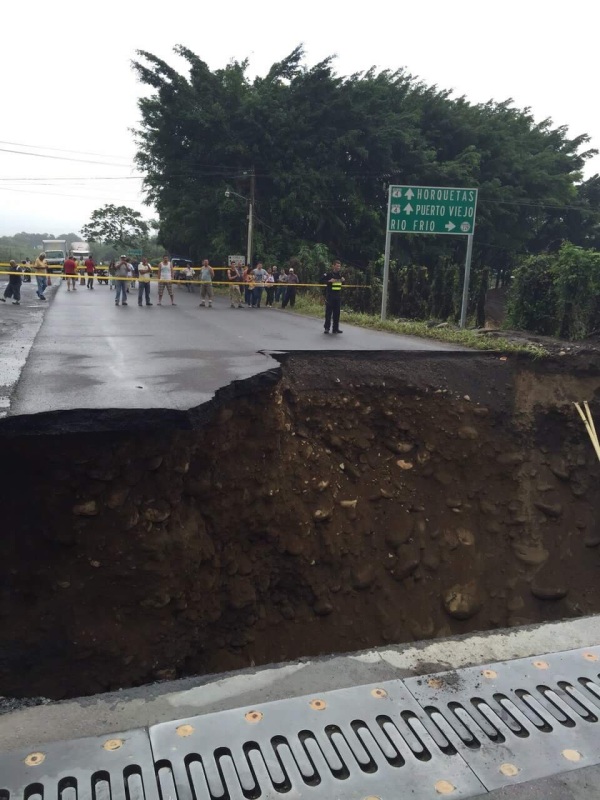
[{"x1": 1, "y1": 351, "x2": 600, "y2": 700}]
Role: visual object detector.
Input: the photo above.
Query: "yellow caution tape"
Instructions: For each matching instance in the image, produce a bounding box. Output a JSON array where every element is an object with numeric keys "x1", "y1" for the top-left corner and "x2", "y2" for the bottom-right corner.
[{"x1": 0, "y1": 270, "x2": 369, "y2": 288}]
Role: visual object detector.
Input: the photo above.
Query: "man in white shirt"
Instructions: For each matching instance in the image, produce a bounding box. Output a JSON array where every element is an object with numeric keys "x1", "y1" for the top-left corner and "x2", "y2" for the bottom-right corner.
[
  {"x1": 184, "y1": 265, "x2": 195, "y2": 292},
  {"x1": 157, "y1": 255, "x2": 176, "y2": 306}
]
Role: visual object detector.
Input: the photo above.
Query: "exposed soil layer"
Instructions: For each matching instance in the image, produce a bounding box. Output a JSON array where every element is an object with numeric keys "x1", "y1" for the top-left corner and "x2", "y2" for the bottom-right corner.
[{"x1": 1, "y1": 351, "x2": 600, "y2": 700}]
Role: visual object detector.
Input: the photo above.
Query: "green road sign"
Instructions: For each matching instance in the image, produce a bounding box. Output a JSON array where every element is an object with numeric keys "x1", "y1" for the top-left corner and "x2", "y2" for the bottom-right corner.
[
  {"x1": 388, "y1": 185, "x2": 478, "y2": 235},
  {"x1": 127, "y1": 248, "x2": 142, "y2": 257}
]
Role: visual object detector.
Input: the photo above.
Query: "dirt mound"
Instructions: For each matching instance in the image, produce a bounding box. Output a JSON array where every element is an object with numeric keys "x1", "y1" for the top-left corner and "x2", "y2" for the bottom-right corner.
[{"x1": 1, "y1": 352, "x2": 599, "y2": 699}]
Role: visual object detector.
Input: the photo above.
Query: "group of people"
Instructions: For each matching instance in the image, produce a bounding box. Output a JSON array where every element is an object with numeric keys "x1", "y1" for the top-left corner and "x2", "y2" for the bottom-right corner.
[
  {"x1": 105, "y1": 255, "x2": 306, "y2": 310},
  {"x1": 225, "y1": 262, "x2": 300, "y2": 309},
  {"x1": 63, "y1": 254, "x2": 99, "y2": 291},
  {"x1": 2, "y1": 251, "x2": 347, "y2": 333}
]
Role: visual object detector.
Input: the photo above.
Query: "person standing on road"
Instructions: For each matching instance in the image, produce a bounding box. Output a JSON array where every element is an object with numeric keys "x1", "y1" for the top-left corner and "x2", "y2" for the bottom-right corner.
[
  {"x1": 265, "y1": 268, "x2": 275, "y2": 307},
  {"x1": 252, "y1": 261, "x2": 268, "y2": 308},
  {"x1": 273, "y1": 265, "x2": 282, "y2": 303},
  {"x1": 64, "y1": 254, "x2": 77, "y2": 292},
  {"x1": 114, "y1": 256, "x2": 129, "y2": 306},
  {"x1": 137, "y1": 257, "x2": 153, "y2": 306},
  {"x1": 126, "y1": 259, "x2": 135, "y2": 293},
  {"x1": 227, "y1": 263, "x2": 243, "y2": 308},
  {"x1": 281, "y1": 267, "x2": 298, "y2": 308},
  {"x1": 278, "y1": 268, "x2": 288, "y2": 306},
  {"x1": 109, "y1": 259, "x2": 116, "y2": 290},
  {"x1": 76, "y1": 257, "x2": 85, "y2": 286},
  {"x1": 198, "y1": 259, "x2": 214, "y2": 307},
  {"x1": 34, "y1": 253, "x2": 48, "y2": 301},
  {"x1": 85, "y1": 255, "x2": 95, "y2": 290},
  {"x1": 184, "y1": 264, "x2": 195, "y2": 292},
  {"x1": 157, "y1": 254, "x2": 176, "y2": 306},
  {"x1": 323, "y1": 259, "x2": 345, "y2": 334},
  {"x1": 1, "y1": 260, "x2": 22, "y2": 305},
  {"x1": 243, "y1": 266, "x2": 254, "y2": 307}
]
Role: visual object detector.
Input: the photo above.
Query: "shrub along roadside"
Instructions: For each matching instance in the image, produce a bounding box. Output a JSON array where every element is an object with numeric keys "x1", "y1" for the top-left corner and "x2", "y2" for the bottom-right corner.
[
  {"x1": 507, "y1": 242, "x2": 600, "y2": 340},
  {"x1": 291, "y1": 295, "x2": 548, "y2": 356}
]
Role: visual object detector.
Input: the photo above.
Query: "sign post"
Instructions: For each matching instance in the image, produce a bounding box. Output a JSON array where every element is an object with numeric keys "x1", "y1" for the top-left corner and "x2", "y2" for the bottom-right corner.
[
  {"x1": 382, "y1": 185, "x2": 478, "y2": 325},
  {"x1": 459, "y1": 234, "x2": 474, "y2": 329},
  {"x1": 380, "y1": 186, "x2": 393, "y2": 320}
]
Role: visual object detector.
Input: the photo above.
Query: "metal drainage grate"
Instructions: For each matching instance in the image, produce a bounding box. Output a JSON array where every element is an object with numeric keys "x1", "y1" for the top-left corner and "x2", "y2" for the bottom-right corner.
[
  {"x1": 403, "y1": 644, "x2": 600, "y2": 792},
  {"x1": 149, "y1": 680, "x2": 485, "y2": 799},
  {"x1": 0, "y1": 727, "x2": 159, "y2": 800}
]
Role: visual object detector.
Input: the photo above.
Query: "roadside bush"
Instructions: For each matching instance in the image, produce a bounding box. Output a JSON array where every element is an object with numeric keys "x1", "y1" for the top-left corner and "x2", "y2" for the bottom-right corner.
[
  {"x1": 507, "y1": 242, "x2": 600, "y2": 339},
  {"x1": 554, "y1": 243, "x2": 600, "y2": 339},
  {"x1": 506, "y1": 254, "x2": 558, "y2": 335}
]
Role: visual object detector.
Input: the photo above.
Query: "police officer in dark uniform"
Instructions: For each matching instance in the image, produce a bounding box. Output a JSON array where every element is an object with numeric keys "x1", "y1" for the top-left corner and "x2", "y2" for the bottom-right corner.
[{"x1": 323, "y1": 259, "x2": 345, "y2": 334}]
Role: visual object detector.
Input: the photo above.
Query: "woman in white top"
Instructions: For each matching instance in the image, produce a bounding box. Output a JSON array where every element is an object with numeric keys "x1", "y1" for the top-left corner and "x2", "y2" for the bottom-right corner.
[{"x1": 157, "y1": 255, "x2": 176, "y2": 306}]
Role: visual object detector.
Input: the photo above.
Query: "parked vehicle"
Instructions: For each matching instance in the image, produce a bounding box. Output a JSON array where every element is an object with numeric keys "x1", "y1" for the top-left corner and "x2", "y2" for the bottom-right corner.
[
  {"x1": 42, "y1": 240, "x2": 67, "y2": 273},
  {"x1": 71, "y1": 241, "x2": 91, "y2": 261}
]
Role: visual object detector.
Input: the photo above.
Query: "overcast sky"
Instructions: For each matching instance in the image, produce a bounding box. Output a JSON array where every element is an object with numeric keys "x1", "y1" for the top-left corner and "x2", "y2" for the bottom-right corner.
[{"x1": 1, "y1": 0, "x2": 598, "y2": 235}]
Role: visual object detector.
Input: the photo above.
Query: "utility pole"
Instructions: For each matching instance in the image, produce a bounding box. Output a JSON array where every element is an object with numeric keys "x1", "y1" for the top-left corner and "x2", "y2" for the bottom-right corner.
[{"x1": 247, "y1": 167, "x2": 255, "y2": 268}]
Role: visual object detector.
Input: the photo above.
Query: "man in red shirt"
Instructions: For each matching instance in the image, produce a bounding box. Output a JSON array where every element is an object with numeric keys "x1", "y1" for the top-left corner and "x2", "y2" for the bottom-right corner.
[
  {"x1": 64, "y1": 255, "x2": 77, "y2": 292},
  {"x1": 84, "y1": 256, "x2": 96, "y2": 290}
]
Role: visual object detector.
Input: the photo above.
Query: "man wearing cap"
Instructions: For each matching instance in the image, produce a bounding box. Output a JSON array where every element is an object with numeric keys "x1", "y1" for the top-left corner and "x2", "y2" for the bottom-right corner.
[
  {"x1": 322, "y1": 259, "x2": 345, "y2": 334},
  {"x1": 281, "y1": 267, "x2": 299, "y2": 308}
]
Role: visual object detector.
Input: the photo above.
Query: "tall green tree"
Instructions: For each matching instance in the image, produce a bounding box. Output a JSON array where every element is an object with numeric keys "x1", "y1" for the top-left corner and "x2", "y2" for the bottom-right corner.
[
  {"x1": 132, "y1": 46, "x2": 598, "y2": 284},
  {"x1": 81, "y1": 205, "x2": 149, "y2": 251}
]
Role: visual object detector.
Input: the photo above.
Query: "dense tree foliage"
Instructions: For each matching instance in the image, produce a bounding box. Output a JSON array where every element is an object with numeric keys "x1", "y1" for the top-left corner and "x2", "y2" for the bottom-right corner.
[
  {"x1": 133, "y1": 46, "x2": 598, "y2": 278},
  {"x1": 131, "y1": 46, "x2": 600, "y2": 330}
]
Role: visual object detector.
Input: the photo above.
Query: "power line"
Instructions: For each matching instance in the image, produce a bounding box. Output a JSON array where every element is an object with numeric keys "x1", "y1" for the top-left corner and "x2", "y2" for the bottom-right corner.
[
  {"x1": 0, "y1": 140, "x2": 132, "y2": 160},
  {"x1": 0, "y1": 147, "x2": 136, "y2": 168},
  {"x1": 0, "y1": 186, "x2": 145, "y2": 201},
  {"x1": 0, "y1": 176, "x2": 143, "y2": 182}
]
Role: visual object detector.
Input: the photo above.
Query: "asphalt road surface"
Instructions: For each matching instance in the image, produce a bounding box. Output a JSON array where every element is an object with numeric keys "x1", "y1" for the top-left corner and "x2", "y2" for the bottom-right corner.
[{"x1": 8, "y1": 280, "x2": 460, "y2": 419}]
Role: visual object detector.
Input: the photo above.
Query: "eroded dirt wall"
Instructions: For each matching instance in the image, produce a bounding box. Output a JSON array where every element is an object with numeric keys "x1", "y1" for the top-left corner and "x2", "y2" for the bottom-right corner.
[{"x1": 1, "y1": 352, "x2": 599, "y2": 699}]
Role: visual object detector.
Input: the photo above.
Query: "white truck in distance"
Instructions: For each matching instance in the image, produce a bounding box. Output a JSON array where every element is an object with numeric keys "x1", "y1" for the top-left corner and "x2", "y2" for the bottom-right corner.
[
  {"x1": 42, "y1": 240, "x2": 67, "y2": 273},
  {"x1": 71, "y1": 241, "x2": 91, "y2": 261}
]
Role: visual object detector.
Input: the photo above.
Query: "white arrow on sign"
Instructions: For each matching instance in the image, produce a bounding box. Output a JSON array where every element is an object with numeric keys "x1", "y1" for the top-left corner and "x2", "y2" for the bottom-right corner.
[
  {"x1": 405, "y1": 188, "x2": 414, "y2": 199},
  {"x1": 404, "y1": 203, "x2": 414, "y2": 214},
  {"x1": 445, "y1": 221, "x2": 456, "y2": 231}
]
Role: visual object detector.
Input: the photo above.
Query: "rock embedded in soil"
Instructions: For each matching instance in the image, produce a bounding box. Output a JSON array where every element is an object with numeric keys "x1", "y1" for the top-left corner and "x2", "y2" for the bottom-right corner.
[
  {"x1": 143, "y1": 505, "x2": 171, "y2": 523},
  {"x1": 531, "y1": 582, "x2": 568, "y2": 601},
  {"x1": 352, "y1": 564, "x2": 377, "y2": 590},
  {"x1": 512, "y1": 543, "x2": 549, "y2": 565},
  {"x1": 443, "y1": 581, "x2": 482, "y2": 620},
  {"x1": 314, "y1": 598, "x2": 334, "y2": 617},
  {"x1": 72, "y1": 500, "x2": 99, "y2": 516},
  {"x1": 534, "y1": 501, "x2": 563, "y2": 519}
]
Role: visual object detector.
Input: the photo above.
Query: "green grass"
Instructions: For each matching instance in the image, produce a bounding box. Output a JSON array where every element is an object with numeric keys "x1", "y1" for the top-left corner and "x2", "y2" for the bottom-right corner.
[{"x1": 291, "y1": 295, "x2": 549, "y2": 357}]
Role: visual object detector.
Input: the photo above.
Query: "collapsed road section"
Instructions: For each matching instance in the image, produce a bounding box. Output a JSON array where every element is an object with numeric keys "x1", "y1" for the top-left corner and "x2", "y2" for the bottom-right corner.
[{"x1": 0, "y1": 350, "x2": 599, "y2": 701}]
